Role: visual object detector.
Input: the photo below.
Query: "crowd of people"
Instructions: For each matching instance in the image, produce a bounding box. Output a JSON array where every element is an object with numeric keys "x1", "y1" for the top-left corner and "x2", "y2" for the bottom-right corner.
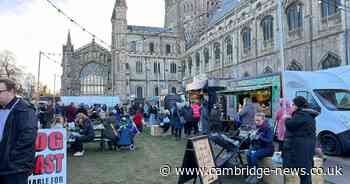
[{"x1": 0, "y1": 77, "x2": 322, "y2": 184}]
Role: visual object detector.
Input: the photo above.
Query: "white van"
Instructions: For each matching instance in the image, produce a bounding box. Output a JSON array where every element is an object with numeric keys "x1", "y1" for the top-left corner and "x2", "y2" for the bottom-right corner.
[
  {"x1": 221, "y1": 71, "x2": 350, "y2": 155},
  {"x1": 283, "y1": 71, "x2": 350, "y2": 155}
]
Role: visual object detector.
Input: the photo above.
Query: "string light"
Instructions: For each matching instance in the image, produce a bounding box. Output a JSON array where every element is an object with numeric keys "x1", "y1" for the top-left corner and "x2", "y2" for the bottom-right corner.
[{"x1": 44, "y1": 0, "x2": 111, "y2": 48}]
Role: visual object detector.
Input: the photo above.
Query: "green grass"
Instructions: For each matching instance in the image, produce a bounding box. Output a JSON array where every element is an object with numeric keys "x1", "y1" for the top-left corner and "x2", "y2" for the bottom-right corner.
[{"x1": 68, "y1": 129, "x2": 245, "y2": 184}]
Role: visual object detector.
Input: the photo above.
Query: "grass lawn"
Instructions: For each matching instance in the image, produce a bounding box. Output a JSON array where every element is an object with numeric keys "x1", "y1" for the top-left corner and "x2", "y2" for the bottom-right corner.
[{"x1": 68, "y1": 129, "x2": 245, "y2": 184}]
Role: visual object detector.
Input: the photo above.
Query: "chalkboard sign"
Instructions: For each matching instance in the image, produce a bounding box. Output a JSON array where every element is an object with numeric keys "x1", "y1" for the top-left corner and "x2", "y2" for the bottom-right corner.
[{"x1": 178, "y1": 136, "x2": 220, "y2": 184}]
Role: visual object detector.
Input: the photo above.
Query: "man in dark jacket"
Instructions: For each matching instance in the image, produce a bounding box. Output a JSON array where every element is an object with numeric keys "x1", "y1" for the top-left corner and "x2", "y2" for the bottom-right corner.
[
  {"x1": 72, "y1": 113, "x2": 95, "y2": 156},
  {"x1": 208, "y1": 104, "x2": 223, "y2": 133},
  {"x1": 283, "y1": 96, "x2": 319, "y2": 184},
  {"x1": 0, "y1": 78, "x2": 38, "y2": 184}
]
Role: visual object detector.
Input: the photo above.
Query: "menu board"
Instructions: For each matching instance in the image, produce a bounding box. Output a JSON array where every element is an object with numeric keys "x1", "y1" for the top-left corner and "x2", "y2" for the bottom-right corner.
[{"x1": 192, "y1": 137, "x2": 219, "y2": 184}]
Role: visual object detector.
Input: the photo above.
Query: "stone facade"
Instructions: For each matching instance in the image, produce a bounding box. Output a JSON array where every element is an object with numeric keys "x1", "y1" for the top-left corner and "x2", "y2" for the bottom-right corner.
[
  {"x1": 61, "y1": 0, "x2": 183, "y2": 102},
  {"x1": 175, "y1": 0, "x2": 349, "y2": 84}
]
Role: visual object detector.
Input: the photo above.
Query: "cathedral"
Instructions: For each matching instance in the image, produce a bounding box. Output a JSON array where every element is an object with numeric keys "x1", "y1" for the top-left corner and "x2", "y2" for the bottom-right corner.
[
  {"x1": 61, "y1": 0, "x2": 349, "y2": 102},
  {"x1": 61, "y1": 0, "x2": 183, "y2": 102}
]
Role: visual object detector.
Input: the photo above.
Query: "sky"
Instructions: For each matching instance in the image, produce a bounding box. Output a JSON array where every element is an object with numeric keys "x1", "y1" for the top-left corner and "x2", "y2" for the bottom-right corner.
[{"x1": 0, "y1": 0, "x2": 165, "y2": 93}]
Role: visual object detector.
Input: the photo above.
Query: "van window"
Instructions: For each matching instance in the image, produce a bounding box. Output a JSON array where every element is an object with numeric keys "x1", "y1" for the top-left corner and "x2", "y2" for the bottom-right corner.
[
  {"x1": 314, "y1": 89, "x2": 350, "y2": 111},
  {"x1": 295, "y1": 91, "x2": 320, "y2": 110}
]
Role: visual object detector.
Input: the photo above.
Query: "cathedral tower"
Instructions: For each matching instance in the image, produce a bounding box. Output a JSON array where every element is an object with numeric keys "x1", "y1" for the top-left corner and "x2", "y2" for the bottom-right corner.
[{"x1": 111, "y1": 0, "x2": 128, "y2": 99}]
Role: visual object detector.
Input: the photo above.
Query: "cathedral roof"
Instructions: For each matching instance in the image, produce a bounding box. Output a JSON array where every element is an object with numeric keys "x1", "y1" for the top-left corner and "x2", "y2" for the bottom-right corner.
[
  {"x1": 208, "y1": 0, "x2": 240, "y2": 27},
  {"x1": 127, "y1": 25, "x2": 173, "y2": 33}
]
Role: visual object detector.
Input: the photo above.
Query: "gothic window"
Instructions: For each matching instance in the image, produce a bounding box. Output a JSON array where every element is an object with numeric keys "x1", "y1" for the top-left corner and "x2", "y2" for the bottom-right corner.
[
  {"x1": 225, "y1": 36, "x2": 233, "y2": 63},
  {"x1": 171, "y1": 87, "x2": 177, "y2": 94},
  {"x1": 261, "y1": 15, "x2": 274, "y2": 42},
  {"x1": 154, "y1": 87, "x2": 159, "y2": 96},
  {"x1": 166, "y1": 44, "x2": 171, "y2": 54},
  {"x1": 263, "y1": 66, "x2": 273, "y2": 74},
  {"x1": 287, "y1": 61, "x2": 303, "y2": 71},
  {"x1": 188, "y1": 57, "x2": 193, "y2": 74},
  {"x1": 154, "y1": 62, "x2": 160, "y2": 73},
  {"x1": 214, "y1": 42, "x2": 221, "y2": 63},
  {"x1": 243, "y1": 72, "x2": 250, "y2": 78},
  {"x1": 170, "y1": 63, "x2": 177, "y2": 73},
  {"x1": 320, "y1": 53, "x2": 341, "y2": 69},
  {"x1": 130, "y1": 41, "x2": 137, "y2": 52},
  {"x1": 203, "y1": 47, "x2": 209, "y2": 64},
  {"x1": 242, "y1": 27, "x2": 251, "y2": 51},
  {"x1": 287, "y1": 2, "x2": 303, "y2": 31},
  {"x1": 321, "y1": 0, "x2": 340, "y2": 17},
  {"x1": 80, "y1": 63, "x2": 106, "y2": 96},
  {"x1": 149, "y1": 42, "x2": 154, "y2": 53},
  {"x1": 136, "y1": 61, "x2": 143, "y2": 73},
  {"x1": 136, "y1": 87, "x2": 143, "y2": 99},
  {"x1": 195, "y1": 52, "x2": 201, "y2": 68}
]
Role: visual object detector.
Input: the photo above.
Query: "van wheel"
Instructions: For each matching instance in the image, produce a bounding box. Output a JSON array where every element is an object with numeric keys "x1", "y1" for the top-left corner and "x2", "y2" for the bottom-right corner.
[{"x1": 319, "y1": 134, "x2": 342, "y2": 156}]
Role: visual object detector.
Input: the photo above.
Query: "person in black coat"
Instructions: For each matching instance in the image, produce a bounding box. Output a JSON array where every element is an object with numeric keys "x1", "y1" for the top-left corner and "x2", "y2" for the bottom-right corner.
[
  {"x1": 181, "y1": 102, "x2": 194, "y2": 136},
  {"x1": 283, "y1": 96, "x2": 319, "y2": 184},
  {"x1": 0, "y1": 78, "x2": 38, "y2": 184},
  {"x1": 71, "y1": 113, "x2": 95, "y2": 156}
]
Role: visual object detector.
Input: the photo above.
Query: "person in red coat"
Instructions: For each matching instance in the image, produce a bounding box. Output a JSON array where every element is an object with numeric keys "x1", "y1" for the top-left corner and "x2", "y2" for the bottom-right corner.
[
  {"x1": 133, "y1": 111, "x2": 143, "y2": 132},
  {"x1": 66, "y1": 102, "x2": 77, "y2": 123}
]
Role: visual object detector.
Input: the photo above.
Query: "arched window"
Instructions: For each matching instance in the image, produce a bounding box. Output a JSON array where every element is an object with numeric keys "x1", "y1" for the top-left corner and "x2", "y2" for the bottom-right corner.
[
  {"x1": 261, "y1": 15, "x2": 274, "y2": 42},
  {"x1": 320, "y1": 53, "x2": 341, "y2": 69},
  {"x1": 321, "y1": 0, "x2": 340, "y2": 17},
  {"x1": 154, "y1": 62, "x2": 160, "y2": 73},
  {"x1": 136, "y1": 87, "x2": 143, "y2": 99},
  {"x1": 287, "y1": 2, "x2": 303, "y2": 31},
  {"x1": 149, "y1": 42, "x2": 154, "y2": 53},
  {"x1": 203, "y1": 47, "x2": 209, "y2": 64},
  {"x1": 225, "y1": 36, "x2": 233, "y2": 63},
  {"x1": 243, "y1": 72, "x2": 250, "y2": 78},
  {"x1": 263, "y1": 66, "x2": 273, "y2": 74},
  {"x1": 195, "y1": 52, "x2": 201, "y2": 68},
  {"x1": 80, "y1": 63, "x2": 106, "y2": 96},
  {"x1": 136, "y1": 61, "x2": 143, "y2": 73},
  {"x1": 287, "y1": 61, "x2": 303, "y2": 71},
  {"x1": 214, "y1": 42, "x2": 221, "y2": 63},
  {"x1": 166, "y1": 44, "x2": 171, "y2": 54},
  {"x1": 242, "y1": 27, "x2": 251, "y2": 51},
  {"x1": 171, "y1": 87, "x2": 177, "y2": 94},
  {"x1": 154, "y1": 87, "x2": 159, "y2": 96},
  {"x1": 170, "y1": 63, "x2": 177, "y2": 73},
  {"x1": 188, "y1": 57, "x2": 193, "y2": 74}
]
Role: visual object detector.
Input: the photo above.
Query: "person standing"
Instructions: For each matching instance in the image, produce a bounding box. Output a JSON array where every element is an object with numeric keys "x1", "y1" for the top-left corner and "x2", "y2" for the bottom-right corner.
[
  {"x1": 199, "y1": 100, "x2": 209, "y2": 135},
  {"x1": 208, "y1": 104, "x2": 222, "y2": 133},
  {"x1": 181, "y1": 102, "x2": 194, "y2": 137},
  {"x1": 191, "y1": 101, "x2": 201, "y2": 135},
  {"x1": 66, "y1": 102, "x2": 77, "y2": 123},
  {"x1": 171, "y1": 104, "x2": 183, "y2": 141},
  {"x1": 274, "y1": 98, "x2": 293, "y2": 151},
  {"x1": 283, "y1": 96, "x2": 319, "y2": 184},
  {"x1": 239, "y1": 97, "x2": 259, "y2": 131},
  {"x1": 0, "y1": 78, "x2": 38, "y2": 184}
]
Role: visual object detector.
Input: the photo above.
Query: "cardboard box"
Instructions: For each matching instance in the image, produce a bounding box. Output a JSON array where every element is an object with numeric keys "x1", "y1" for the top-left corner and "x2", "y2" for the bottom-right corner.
[{"x1": 151, "y1": 125, "x2": 162, "y2": 136}]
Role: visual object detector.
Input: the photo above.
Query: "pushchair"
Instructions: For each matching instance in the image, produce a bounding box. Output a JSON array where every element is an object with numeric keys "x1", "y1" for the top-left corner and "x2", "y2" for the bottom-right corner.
[
  {"x1": 209, "y1": 132, "x2": 251, "y2": 168},
  {"x1": 115, "y1": 117, "x2": 139, "y2": 151},
  {"x1": 102, "y1": 116, "x2": 138, "y2": 151}
]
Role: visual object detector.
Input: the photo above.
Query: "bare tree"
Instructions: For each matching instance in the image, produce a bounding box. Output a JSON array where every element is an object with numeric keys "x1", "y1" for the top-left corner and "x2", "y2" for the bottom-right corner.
[{"x1": 0, "y1": 50, "x2": 24, "y2": 80}]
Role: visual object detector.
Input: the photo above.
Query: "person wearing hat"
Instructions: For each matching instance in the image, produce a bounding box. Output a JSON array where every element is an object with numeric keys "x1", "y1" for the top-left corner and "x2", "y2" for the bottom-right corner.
[{"x1": 283, "y1": 96, "x2": 320, "y2": 184}]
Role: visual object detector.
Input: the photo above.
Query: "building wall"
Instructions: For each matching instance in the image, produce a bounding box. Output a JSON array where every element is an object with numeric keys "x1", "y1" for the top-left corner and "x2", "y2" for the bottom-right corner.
[{"x1": 181, "y1": 0, "x2": 348, "y2": 84}]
